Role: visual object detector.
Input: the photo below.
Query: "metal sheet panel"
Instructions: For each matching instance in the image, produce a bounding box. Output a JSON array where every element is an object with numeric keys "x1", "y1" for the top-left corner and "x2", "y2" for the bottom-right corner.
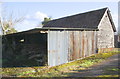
[
  {"x1": 57, "y1": 31, "x2": 67, "y2": 65},
  {"x1": 48, "y1": 31, "x2": 58, "y2": 66},
  {"x1": 48, "y1": 30, "x2": 97, "y2": 66},
  {"x1": 48, "y1": 31, "x2": 69, "y2": 66}
]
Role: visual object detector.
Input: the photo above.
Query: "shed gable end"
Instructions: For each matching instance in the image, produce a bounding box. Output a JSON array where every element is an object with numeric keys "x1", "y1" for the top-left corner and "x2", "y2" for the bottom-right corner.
[{"x1": 97, "y1": 11, "x2": 114, "y2": 48}]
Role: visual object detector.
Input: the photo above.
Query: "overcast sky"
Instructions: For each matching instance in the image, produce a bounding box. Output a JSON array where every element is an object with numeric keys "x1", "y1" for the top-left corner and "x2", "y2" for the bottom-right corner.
[{"x1": 0, "y1": 2, "x2": 119, "y2": 34}]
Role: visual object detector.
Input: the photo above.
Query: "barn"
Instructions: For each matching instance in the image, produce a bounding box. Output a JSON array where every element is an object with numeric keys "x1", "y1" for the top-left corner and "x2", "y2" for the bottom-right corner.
[{"x1": 2, "y1": 7, "x2": 116, "y2": 67}]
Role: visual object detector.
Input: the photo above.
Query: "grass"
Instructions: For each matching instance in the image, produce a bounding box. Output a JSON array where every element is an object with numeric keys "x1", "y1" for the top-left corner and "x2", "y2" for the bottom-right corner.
[
  {"x1": 97, "y1": 75, "x2": 119, "y2": 77},
  {"x1": 105, "y1": 67, "x2": 120, "y2": 71},
  {"x1": 1, "y1": 51, "x2": 120, "y2": 77}
]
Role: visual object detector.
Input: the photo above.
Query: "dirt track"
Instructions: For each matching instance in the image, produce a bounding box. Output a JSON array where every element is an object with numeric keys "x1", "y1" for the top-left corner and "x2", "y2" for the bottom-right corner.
[{"x1": 67, "y1": 54, "x2": 119, "y2": 77}]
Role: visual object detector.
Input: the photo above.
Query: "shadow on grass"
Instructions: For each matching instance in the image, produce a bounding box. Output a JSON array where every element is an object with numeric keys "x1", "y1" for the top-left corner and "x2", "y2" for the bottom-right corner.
[{"x1": 62, "y1": 54, "x2": 119, "y2": 77}]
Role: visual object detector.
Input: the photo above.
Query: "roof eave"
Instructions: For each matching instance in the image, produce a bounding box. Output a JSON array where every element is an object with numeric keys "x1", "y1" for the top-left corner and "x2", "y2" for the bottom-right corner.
[
  {"x1": 107, "y1": 10, "x2": 117, "y2": 32},
  {"x1": 42, "y1": 27, "x2": 99, "y2": 31}
]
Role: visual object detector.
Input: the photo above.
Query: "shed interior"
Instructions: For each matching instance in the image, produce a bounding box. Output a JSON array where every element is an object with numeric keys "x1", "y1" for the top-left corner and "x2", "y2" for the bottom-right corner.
[{"x1": 2, "y1": 32, "x2": 47, "y2": 67}]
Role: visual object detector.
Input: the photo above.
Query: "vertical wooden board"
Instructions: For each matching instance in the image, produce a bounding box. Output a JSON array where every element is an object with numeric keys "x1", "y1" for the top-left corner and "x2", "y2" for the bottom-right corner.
[
  {"x1": 72, "y1": 31, "x2": 76, "y2": 60},
  {"x1": 78, "y1": 31, "x2": 81, "y2": 58},
  {"x1": 94, "y1": 31, "x2": 96, "y2": 54},
  {"x1": 84, "y1": 31, "x2": 87, "y2": 57},
  {"x1": 68, "y1": 31, "x2": 74, "y2": 61},
  {"x1": 73, "y1": 31, "x2": 76, "y2": 60},
  {"x1": 86, "y1": 31, "x2": 88, "y2": 57},
  {"x1": 83, "y1": 31, "x2": 86, "y2": 57},
  {"x1": 89, "y1": 31, "x2": 93, "y2": 56},
  {"x1": 82, "y1": 31, "x2": 85, "y2": 57},
  {"x1": 86, "y1": 31, "x2": 88, "y2": 56},
  {"x1": 76, "y1": 31, "x2": 80, "y2": 59},
  {"x1": 67, "y1": 31, "x2": 70, "y2": 61},
  {"x1": 86, "y1": 31, "x2": 89, "y2": 56},
  {"x1": 87, "y1": 31, "x2": 92, "y2": 56},
  {"x1": 79, "y1": 31, "x2": 82, "y2": 58},
  {"x1": 94, "y1": 31, "x2": 97, "y2": 54},
  {"x1": 92, "y1": 31, "x2": 95, "y2": 54},
  {"x1": 72, "y1": 31, "x2": 75, "y2": 60},
  {"x1": 77, "y1": 31, "x2": 80, "y2": 59},
  {"x1": 73, "y1": 31, "x2": 80, "y2": 60}
]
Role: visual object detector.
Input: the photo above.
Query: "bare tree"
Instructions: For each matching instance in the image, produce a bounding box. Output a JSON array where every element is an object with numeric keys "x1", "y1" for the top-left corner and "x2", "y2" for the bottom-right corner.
[
  {"x1": 0, "y1": 14, "x2": 24, "y2": 35},
  {"x1": 0, "y1": 3, "x2": 25, "y2": 35}
]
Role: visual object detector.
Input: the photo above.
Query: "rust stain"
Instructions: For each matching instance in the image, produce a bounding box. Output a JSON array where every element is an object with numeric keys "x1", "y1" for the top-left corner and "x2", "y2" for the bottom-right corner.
[{"x1": 49, "y1": 50, "x2": 58, "y2": 53}]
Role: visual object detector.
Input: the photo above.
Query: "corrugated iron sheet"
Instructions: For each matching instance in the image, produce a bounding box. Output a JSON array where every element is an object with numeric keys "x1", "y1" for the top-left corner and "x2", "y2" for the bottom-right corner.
[{"x1": 48, "y1": 30, "x2": 97, "y2": 66}]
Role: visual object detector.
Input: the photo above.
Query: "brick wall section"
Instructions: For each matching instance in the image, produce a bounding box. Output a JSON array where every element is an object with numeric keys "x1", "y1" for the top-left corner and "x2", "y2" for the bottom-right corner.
[{"x1": 97, "y1": 12, "x2": 114, "y2": 48}]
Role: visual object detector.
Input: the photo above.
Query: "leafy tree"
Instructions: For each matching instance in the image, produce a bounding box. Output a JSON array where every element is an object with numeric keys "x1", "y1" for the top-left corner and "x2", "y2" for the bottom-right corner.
[{"x1": 42, "y1": 17, "x2": 52, "y2": 25}]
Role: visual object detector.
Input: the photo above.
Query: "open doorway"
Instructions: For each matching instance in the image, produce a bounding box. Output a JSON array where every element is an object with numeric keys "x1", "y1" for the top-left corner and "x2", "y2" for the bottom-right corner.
[{"x1": 2, "y1": 32, "x2": 48, "y2": 67}]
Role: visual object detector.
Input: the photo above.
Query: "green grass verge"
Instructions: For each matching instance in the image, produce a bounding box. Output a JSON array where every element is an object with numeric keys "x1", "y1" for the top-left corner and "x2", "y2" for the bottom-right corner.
[
  {"x1": 97, "y1": 75, "x2": 119, "y2": 77},
  {"x1": 1, "y1": 51, "x2": 120, "y2": 77}
]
